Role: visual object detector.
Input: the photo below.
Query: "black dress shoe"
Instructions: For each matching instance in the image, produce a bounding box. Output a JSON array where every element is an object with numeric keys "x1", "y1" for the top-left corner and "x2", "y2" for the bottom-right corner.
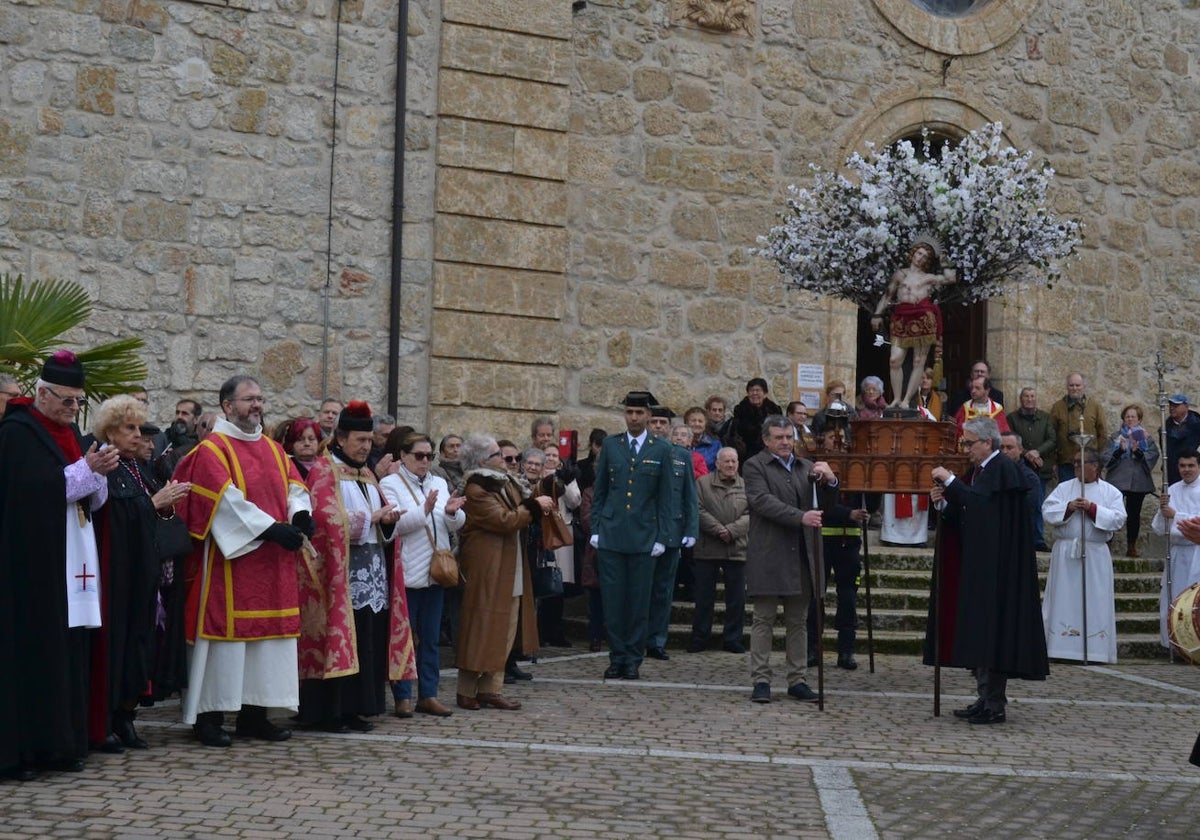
[
  {"x1": 194, "y1": 721, "x2": 233, "y2": 747},
  {"x1": 7, "y1": 765, "x2": 37, "y2": 782},
  {"x1": 967, "y1": 708, "x2": 1006, "y2": 725},
  {"x1": 953, "y1": 701, "x2": 984, "y2": 719},
  {"x1": 319, "y1": 719, "x2": 351, "y2": 733},
  {"x1": 90, "y1": 733, "x2": 125, "y2": 754},
  {"x1": 723, "y1": 642, "x2": 746, "y2": 654},
  {"x1": 505, "y1": 664, "x2": 533, "y2": 681},
  {"x1": 44, "y1": 758, "x2": 85, "y2": 773},
  {"x1": 622, "y1": 665, "x2": 640, "y2": 680},
  {"x1": 113, "y1": 715, "x2": 148, "y2": 749},
  {"x1": 645, "y1": 647, "x2": 669, "y2": 660},
  {"x1": 751, "y1": 682, "x2": 771, "y2": 703},
  {"x1": 344, "y1": 715, "x2": 375, "y2": 732},
  {"x1": 603, "y1": 664, "x2": 624, "y2": 680},
  {"x1": 235, "y1": 718, "x2": 292, "y2": 742},
  {"x1": 787, "y1": 682, "x2": 818, "y2": 702},
  {"x1": 836, "y1": 653, "x2": 858, "y2": 671}
]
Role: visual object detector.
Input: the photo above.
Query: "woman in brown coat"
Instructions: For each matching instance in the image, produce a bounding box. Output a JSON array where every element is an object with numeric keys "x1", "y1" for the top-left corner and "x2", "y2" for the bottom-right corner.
[{"x1": 455, "y1": 434, "x2": 555, "y2": 711}]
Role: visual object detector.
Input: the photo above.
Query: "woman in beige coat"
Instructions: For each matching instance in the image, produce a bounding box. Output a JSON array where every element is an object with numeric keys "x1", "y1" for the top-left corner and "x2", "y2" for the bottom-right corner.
[{"x1": 455, "y1": 434, "x2": 554, "y2": 711}]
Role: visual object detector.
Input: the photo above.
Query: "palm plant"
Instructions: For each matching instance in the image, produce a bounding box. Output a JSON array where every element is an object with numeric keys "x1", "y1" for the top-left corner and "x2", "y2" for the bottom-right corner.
[{"x1": 0, "y1": 273, "x2": 147, "y2": 407}]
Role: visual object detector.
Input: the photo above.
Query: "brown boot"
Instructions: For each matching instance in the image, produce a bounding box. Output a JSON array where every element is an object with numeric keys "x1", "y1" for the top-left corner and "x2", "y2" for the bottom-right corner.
[
  {"x1": 456, "y1": 693, "x2": 481, "y2": 710},
  {"x1": 477, "y1": 693, "x2": 522, "y2": 710},
  {"x1": 394, "y1": 699, "x2": 414, "y2": 719},
  {"x1": 416, "y1": 697, "x2": 453, "y2": 717}
]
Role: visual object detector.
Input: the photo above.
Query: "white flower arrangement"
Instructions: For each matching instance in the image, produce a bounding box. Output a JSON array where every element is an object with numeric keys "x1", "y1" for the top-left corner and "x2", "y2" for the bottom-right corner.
[{"x1": 754, "y1": 123, "x2": 1082, "y2": 310}]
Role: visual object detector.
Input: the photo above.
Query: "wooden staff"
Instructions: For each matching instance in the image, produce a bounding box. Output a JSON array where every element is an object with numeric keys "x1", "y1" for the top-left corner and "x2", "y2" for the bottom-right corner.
[{"x1": 861, "y1": 492, "x2": 876, "y2": 674}]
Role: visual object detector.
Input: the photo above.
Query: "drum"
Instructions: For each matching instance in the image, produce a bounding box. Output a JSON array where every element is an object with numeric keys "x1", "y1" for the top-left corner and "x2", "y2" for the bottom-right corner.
[{"x1": 1168, "y1": 581, "x2": 1200, "y2": 664}]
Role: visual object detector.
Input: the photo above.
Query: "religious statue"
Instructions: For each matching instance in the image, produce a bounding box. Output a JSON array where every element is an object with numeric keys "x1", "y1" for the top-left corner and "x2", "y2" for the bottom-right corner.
[{"x1": 869, "y1": 240, "x2": 957, "y2": 408}]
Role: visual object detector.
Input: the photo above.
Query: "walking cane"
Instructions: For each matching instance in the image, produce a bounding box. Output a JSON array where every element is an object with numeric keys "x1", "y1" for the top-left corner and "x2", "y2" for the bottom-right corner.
[
  {"x1": 1154, "y1": 351, "x2": 1175, "y2": 662},
  {"x1": 814, "y1": 483, "x2": 825, "y2": 712},
  {"x1": 861, "y1": 492, "x2": 876, "y2": 674},
  {"x1": 931, "y1": 506, "x2": 944, "y2": 718},
  {"x1": 1075, "y1": 418, "x2": 1093, "y2": 666}
]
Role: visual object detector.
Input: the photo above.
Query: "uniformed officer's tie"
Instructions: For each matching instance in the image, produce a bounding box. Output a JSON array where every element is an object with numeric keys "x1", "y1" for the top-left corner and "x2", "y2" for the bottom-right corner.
[{"x1": 629, "y1": 436, "x2": 638, "y2": 457}]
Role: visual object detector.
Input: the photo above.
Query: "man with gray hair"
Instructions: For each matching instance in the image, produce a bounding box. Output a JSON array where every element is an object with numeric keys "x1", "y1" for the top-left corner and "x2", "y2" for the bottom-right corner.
[
  {"x1": 0, "y1": 373, "x2": 20, "y2": 418},
  {"x1": 743, "y1": 415, "x2": 839, "y2": 704},
  {"x1": 928, "y1": 416, "x2": 1048, "y2": 725}
]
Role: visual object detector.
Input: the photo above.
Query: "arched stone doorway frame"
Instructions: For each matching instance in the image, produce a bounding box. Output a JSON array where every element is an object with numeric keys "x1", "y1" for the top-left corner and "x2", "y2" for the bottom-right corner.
[{"x1": 820, "y1": 91, "x2": 1033, "y2": 407}]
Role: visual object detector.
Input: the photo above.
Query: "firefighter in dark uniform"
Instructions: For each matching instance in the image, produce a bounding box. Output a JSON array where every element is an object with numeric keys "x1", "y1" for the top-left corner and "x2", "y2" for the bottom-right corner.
[{"x1": 807, "y1": 495, "x2": 868, "y2": 670}]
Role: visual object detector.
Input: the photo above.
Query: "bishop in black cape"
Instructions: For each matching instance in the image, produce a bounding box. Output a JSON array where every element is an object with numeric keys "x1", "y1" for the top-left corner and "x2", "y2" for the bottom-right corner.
[{"x1": 0, "y1": 399, "x2": 93, "y2": 776}]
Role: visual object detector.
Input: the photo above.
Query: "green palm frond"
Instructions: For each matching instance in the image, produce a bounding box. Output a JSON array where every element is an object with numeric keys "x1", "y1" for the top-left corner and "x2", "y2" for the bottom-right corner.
[{"x1": 0, "y1": 272, "x2": 148, "y2": 401}]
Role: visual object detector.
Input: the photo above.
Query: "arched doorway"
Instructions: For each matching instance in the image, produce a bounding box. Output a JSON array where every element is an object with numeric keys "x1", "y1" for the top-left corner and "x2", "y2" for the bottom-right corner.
[{"x1": 852, "y1": 128, "x2": 990, "y2": 414}]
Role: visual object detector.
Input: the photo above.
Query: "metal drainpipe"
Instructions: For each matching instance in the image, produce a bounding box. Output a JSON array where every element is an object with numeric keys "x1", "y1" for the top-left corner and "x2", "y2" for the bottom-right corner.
[{"x1": 386, "y1": 0, "x2": 409, "y2": 418}]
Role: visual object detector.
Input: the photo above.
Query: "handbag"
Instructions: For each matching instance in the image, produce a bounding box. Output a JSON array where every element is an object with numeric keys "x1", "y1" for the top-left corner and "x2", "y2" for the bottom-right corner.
[
  {"x1": 532, "y1": 558, "x2": 564, "y2": 598},
  {"x1": 429, "y1": 547, "x2": 460, "y2": 588},
  {"x1": 399, "y1": 474, "x2": 460, "y2": 587},
  {"x1": 154, "y1": 512, "x2": 193, "y2": 560},
  {"x1": 540, "y1": 483, "x2": 574, "y2": 551}
]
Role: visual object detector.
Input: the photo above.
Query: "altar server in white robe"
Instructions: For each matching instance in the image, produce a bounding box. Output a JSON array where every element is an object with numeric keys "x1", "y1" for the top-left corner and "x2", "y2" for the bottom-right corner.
[
  {"x1": 881, "y1": 406, "x2": 937, "y2": 546},
  {"x1": 1152, "y1": 450, "x2": 1200, "y2": 648},
  {"x1": 1042, "y1": 450, "x2": 1125, "y2": 662}
]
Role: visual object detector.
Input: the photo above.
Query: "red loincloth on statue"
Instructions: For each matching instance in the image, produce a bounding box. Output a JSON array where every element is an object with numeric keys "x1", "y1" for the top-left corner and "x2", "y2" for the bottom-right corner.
[{"x1": 890, "y1": 298, "x2": 943, "y2": 349}]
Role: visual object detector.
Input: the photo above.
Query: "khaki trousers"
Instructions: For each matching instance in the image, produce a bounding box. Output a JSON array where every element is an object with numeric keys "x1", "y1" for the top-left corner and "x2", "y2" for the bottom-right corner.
[
  {"x1": 457, "y1": 596, "x2": 520, "y2": 697},
  {"x1": 750, "y1": 589, "x2": 811, "y2": 688}
]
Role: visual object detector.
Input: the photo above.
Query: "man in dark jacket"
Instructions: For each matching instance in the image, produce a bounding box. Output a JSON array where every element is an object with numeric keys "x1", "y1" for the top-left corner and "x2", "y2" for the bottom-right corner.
[
  {"x1": 1165, "y1": 394, "x2": 1200, "y2": 485},
  {"x1": 1005, "y1": 387, "x2": 1055, "y2": 511},
  {"x1": 928, "y1": 417, "x2": 1049, "y2": 725},
  {"x1": 743, "y1": 415, "x2": 838, "y2": 704}
]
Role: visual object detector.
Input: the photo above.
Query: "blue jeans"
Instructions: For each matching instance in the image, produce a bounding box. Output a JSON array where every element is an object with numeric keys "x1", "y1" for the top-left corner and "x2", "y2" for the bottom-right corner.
[{"x1": 391, "y1": 585, "x2": 444, "y2": 702}]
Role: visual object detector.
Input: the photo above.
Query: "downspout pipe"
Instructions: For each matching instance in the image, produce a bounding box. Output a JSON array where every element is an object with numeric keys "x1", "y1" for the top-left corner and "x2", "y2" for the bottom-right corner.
[{"x1": 386, "y1": 0, "x2": 409, "y2": 417}]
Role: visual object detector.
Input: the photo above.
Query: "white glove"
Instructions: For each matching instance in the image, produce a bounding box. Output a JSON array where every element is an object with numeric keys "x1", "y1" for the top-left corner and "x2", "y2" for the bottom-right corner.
[
  {"x1": 681, "y1": 537, "x2": 696, "y2": 548},
  {"x1": 589, "y1": 535, "x2": 599, "y2": 549},
  {"x1": 650, "y1": 542, "x2": 665, "y2": 557}
]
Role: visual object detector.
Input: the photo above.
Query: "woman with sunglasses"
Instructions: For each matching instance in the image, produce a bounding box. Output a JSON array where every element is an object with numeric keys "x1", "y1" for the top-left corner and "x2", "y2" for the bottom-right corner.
[{"x1": 379, "y1": 432, "x2": 465, "y2": 718}]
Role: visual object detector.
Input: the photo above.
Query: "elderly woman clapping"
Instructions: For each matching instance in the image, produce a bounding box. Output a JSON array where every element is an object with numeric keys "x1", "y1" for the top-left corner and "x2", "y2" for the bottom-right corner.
[
  {"x1": 91, "y1": 394, "x2": 191, "y2": 751},
  {"x1": 454, "y1": 434, "x2": 555, "y2": 711}
]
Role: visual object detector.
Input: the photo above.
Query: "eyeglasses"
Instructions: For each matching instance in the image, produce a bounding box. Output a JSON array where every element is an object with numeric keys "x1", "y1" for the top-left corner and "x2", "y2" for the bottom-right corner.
[
  {"x1": 503, "y1": 455, "x2": 520, "y2": 463},
  {"x1": 232, "y1": 396, "x2": 265, "y2": 404},
  {"x1": 408, "y1": 451, "x2": 433, "y2": 461},
  {"x1": 43, "y1": 385, "x2": 85, "y2": 407},
  {"x1": 960, "y1": 437, "x2": 985, "y2": 449},
  {"x1": 487, "y1": 450, "x2": 502, "y2": 460},
  {"x1": 0, "y1": 389, "x2": 19, "y2": 399}
]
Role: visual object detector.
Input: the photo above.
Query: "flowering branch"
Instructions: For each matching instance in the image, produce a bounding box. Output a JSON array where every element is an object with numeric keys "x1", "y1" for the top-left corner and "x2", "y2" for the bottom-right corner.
[{"x1": 754, "y1": 123, "x2": 1082, "y2": 310}]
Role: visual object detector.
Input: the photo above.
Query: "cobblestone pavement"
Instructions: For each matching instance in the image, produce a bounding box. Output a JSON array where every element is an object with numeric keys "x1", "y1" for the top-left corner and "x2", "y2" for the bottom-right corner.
[{"x1": 3, "y1": 650, "x2": 1199, "y2": 839}]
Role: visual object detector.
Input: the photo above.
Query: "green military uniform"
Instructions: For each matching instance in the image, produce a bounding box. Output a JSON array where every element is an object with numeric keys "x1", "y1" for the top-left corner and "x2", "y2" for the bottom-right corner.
[
  {"x1": 592, "y1": 428, "x2": 673, "y2": 675},
  {"x1": 648, "y1": 442, "x2": 699, "y2": 652}
]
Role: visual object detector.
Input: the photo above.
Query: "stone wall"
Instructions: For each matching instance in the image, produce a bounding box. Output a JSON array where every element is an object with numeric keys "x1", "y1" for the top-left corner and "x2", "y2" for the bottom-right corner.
[{"x1": 1, "y1": 0, "x2": 1199, "y2": 445}]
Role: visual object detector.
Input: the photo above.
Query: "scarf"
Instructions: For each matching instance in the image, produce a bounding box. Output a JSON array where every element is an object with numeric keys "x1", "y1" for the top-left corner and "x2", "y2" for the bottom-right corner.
[{"x1": 30, "y1": 405, "x2": 82, "y2": 461}]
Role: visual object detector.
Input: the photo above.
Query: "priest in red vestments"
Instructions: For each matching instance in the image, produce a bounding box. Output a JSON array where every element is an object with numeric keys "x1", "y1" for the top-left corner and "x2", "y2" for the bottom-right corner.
[
  {"x1": 296, "y1": 401, "x2": 415, "y2": 732},
  {"x1": 0, "y1": 351, "x2": 120, "y2": 781},
  {"x1": 173, "y1": 375, "x2": 313, "y2": 748}
]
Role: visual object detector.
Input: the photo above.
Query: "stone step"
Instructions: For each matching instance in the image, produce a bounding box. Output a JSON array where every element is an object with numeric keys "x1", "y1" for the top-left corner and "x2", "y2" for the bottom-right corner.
[
  {"x1": 864, "y1": 550, "x2": 1166, "y2": 575},
  {"x1": 644, "y1": 625, "x2": 1170, "y2": 661},
  {"x1": 865, "y1": 568, "x2": 1164, "y2": 594}
]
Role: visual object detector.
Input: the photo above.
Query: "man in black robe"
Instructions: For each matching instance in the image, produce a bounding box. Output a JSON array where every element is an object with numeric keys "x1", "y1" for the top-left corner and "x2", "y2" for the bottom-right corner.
[
  {"x1": 0, "y1": 351, "x2": 120, "y2": 781},
  {"x1": 927, "y1": 416, "x2": 1049, "y2": 725}
]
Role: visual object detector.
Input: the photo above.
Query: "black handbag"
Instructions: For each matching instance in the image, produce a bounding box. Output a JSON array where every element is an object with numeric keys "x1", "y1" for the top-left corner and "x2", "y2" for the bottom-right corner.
[
  {"x1": 532, "y1": 558, "x2": 564, "y2": 598},
  {"x1": 154, "y1": 513, "x2": 193, "y2": 560}
]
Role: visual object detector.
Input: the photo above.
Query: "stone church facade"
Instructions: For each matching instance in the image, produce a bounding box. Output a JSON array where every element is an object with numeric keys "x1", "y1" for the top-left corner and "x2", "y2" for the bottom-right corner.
[{"x1": 1, "y1": 0, "x2": 1197, "y2": 440}]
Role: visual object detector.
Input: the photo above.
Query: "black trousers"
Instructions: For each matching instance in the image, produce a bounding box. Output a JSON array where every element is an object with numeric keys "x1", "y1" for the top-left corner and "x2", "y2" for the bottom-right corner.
[
  {"x1": 690, "y1": 558, "x2": 745, "y2": 646},
  {"x1": 807, "y1": 539, "x2": 861, "y2": 657}
]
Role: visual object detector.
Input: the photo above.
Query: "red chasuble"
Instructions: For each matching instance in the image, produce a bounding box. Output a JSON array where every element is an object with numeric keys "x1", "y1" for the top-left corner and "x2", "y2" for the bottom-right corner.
[
  {"x1": 175, "y1": 432, "x2": 307, "y2": 642},
  {"x1": 301, "y1": 455, "x2": 416, "y2": 682}
]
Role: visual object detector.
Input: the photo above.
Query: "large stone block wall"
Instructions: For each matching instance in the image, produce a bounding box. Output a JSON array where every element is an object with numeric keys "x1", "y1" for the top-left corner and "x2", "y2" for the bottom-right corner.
[
  {"x1": 2, "y1": 0, "x2": 1199, "y2": 445},
  {"x1": 558, "y1": 0, "x2": 1200, "y2": 435},
  {"x1": 0, "y1": 0, "x2": 425, "y2": 423}
]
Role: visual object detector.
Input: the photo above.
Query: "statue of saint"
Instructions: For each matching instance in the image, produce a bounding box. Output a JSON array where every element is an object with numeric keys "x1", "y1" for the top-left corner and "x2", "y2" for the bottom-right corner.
[{"x1": 869, "y1": 241, "x2": 957, "y2": 408}]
